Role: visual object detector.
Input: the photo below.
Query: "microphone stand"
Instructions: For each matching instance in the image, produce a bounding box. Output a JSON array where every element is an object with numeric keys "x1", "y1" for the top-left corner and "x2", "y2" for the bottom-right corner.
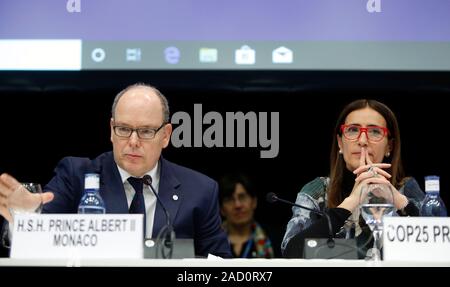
[
  {"x1": 266, "y1": 192, "x2": 335, "y2": 247},
  {"x1": 267, "y1": 192, "x2": 358, "y2": 259},
  {"x1": 143, "y1": 175, "x2": 175, "y2": 259}
]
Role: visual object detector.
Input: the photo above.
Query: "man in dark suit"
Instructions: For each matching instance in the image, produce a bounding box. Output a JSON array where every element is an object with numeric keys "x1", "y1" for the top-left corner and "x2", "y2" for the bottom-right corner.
[{"x1": 0, "y1": 83, "x2": 231, "y2": 258}]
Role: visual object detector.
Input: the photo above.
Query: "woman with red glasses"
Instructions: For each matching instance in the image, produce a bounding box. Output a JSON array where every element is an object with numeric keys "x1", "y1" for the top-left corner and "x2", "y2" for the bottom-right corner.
[{"x1": 282, "y1": 99, "x2": 425, "y2": 258}]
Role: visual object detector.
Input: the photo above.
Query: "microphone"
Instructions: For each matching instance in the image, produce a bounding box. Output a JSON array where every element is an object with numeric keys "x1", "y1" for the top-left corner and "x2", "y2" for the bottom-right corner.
[
  {"x1": 142, "y1": 174, "x2": 175, "y2": 258},
  {"x1": 266, "y1": 192, "x2": 335, "y2": 248},
  {"x1": 267, "y1": 192, "x2": 358, "y2": 259}
]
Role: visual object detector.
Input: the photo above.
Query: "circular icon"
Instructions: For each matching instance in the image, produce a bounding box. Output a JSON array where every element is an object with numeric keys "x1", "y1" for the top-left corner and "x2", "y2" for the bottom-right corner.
[
  {"x1": 91, "y1": 48, "x2": 106, "y2": 62},
  {"x1": 145, "y1": 239, "x2": 155, "y2": 247},
  {"x1": 164, "y1": 46, "x2": 180, "y2": 64},
  {"x1": 306, "y1": 239, "x2": 317, "y2": 248}
]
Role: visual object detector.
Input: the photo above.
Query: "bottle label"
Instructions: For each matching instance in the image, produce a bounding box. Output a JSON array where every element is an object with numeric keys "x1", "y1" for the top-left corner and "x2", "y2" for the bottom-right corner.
[
  {"x1": 85, "y1": 173, "x2": 100, "y2": 189},
  {"x1": 425, "y1": 179, "x2": 439, "y2": 192}
]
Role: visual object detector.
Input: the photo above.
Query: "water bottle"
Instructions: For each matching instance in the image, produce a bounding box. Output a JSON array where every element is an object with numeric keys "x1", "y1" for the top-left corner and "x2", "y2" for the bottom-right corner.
[
  {"x1": 78, "y1": 173, "x2": 106, "y2": 214},
  {"x1": 420, "y1": 176, "x2": 447, "y2": 217}
]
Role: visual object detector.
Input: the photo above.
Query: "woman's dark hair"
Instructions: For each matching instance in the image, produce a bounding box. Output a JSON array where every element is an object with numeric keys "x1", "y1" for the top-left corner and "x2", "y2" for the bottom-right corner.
[
  {"x1": 218, "y1": 173, "x2": 256, "y2": 205},
  {"x1": 328, "y1": 99, "x2": 404, "y2": 208}
]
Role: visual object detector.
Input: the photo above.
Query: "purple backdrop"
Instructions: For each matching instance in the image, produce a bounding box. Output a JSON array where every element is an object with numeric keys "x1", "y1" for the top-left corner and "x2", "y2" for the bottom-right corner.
[{"x1": 0, "y1": 0, "x2": 449, "y2": 40}]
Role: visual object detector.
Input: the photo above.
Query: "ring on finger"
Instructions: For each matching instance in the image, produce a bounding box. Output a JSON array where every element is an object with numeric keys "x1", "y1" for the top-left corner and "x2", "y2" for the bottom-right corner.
[{"x1": 368, "y1": 166, "x2": 377, "y2": 177}]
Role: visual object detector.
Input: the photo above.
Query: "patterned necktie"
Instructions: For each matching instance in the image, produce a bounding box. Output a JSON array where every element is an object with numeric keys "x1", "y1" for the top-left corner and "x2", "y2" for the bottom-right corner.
[{"x1": 127, "y1": 177, "x2": 146, "y2": 237}]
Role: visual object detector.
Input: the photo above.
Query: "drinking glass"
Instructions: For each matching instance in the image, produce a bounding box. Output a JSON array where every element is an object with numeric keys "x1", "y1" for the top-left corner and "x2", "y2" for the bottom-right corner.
[
  {"x1": 359, "y1": 182, "x2": 395, "y2": 260},
  {"x1": 9, "y1": 182, "x2": 43, "y2": 215},
  {"x1": 2, "y1": 183, "x2": 43, "y2": 249}
]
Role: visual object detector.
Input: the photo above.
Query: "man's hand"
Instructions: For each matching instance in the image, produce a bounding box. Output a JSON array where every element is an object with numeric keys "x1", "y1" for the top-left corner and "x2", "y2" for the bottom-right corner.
[{"x1": 0, "y1": 173, "x2": 54, "y2": 222}]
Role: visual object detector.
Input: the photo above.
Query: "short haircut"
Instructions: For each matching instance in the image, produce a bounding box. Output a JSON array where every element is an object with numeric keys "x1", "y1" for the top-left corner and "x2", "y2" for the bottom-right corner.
[{"x1": 111, "y1": 83, "x2": 170, "y2": 123}]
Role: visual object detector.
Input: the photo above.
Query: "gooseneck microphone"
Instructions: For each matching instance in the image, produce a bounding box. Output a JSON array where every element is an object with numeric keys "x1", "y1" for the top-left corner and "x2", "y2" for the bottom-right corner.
[
  {"x1": 266, "y1": 192, "x2": 335, "y2": 248},
  {"x1": 143, "y1": 174, "x2": 176, "y2": 258}
]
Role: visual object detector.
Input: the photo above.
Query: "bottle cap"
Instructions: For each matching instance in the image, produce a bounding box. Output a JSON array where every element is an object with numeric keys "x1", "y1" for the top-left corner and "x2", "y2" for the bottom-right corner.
[
  {"x1": 85, "y1": 173, "x2": 100, "y2": 189},
  {"x1": 425, "y1": 175, "x2": 439, "y2": 193}
]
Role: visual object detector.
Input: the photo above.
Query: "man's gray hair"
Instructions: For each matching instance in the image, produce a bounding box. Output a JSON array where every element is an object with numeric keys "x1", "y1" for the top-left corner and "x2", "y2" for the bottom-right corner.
[{"x1": 111, "y1": 83, "x2": 170, "y2": 123}]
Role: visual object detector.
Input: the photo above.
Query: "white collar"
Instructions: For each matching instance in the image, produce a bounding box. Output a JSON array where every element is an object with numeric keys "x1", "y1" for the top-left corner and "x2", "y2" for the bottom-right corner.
[{"x1": 116, "y1": 161, "x2": 159, "y2": 185}]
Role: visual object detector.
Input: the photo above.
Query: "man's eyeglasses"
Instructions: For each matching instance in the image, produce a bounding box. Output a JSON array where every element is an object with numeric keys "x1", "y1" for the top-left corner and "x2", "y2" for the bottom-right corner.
[
  {"x1": 340, "y1": 124, "x2": 389, "y2": 142},
  {"x1": 113, "y1": 123, "x2": 166, "y2": 140}
]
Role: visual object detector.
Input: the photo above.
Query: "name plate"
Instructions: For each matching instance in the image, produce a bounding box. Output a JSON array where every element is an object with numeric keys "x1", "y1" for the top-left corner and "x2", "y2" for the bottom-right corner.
[
  {"x1": 383, "y1": 217, "x2": 450, "y2": 262},
  {"x1": 10, "y1": 214, "x2": 143, "y2": 259}
]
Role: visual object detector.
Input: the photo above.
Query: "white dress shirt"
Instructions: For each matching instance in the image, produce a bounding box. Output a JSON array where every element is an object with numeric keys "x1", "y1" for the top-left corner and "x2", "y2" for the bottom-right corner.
[{"x1": 116, "y1": 163, "x2": 160, "y2": 238}]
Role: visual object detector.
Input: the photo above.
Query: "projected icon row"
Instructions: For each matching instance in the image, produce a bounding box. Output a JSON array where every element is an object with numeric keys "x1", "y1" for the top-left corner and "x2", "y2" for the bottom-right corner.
[
  {"x1": 200, "y1": 46, "x2": 294, "y2": 65},
  {"x1": 90, "y1": 46, "x2": 294, "y2": 65}
]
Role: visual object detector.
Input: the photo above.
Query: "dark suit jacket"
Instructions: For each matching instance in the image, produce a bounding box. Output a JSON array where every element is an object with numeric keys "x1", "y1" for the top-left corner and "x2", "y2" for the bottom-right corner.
[{"x1": 42, "y1": 151, "x2": 231, "y2": 258}]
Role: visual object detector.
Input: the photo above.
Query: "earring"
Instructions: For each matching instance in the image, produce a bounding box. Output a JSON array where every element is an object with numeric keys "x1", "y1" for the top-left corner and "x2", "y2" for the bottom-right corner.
[
  {"x1": 339, "y1": 149, "x2": 343, "y2": 154},
  {"x1": 385, "y1": 152, "x2": 390, "y2": 157}
]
